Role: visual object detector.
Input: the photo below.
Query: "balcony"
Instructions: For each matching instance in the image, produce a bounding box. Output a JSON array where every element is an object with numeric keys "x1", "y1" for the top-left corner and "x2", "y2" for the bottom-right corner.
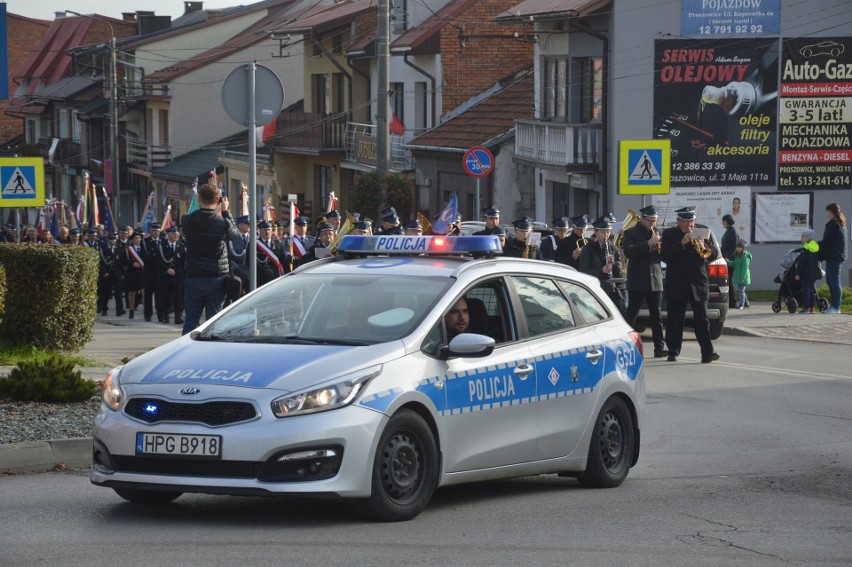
[
  {"x1": 275, "y1": 111, "x2": 347, "y2": 153},
  {"x1": 127, "y1": 139, "x2": 172, "y2": 171},
  {"x1": 344, "y1": 123, "x2": 422, "y2": 171},
  {"x1": 514, "y1": 119, "x2": 601, "y2": 170},
  {"x1": 37, "y1": 137, "x2": 83, "y2": 166}
]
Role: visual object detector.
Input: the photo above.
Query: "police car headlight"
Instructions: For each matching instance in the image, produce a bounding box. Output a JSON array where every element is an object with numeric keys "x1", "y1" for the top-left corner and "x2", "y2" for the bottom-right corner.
[
  {"x1": 102, "y1": 367, "x2": 124, "y2": 411},
  {"x1": 271, "y1": 365, "x2": 381, "y2": 418}
]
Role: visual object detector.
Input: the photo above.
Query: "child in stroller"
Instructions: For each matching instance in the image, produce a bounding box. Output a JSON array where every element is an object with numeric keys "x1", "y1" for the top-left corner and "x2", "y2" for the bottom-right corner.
[{"x1": 771, "y1": 241, "x2": 828, "y2": 314}]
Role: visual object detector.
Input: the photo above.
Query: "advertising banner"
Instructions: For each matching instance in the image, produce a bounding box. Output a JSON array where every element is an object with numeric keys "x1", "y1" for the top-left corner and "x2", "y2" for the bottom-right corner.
[
  {"x1": 652, "y1": 186, "x2": 752, "y2": 242},
  {"x1": 753, "y1": 192, "x2": 813, "y2": 243},
  {"x1": 681, "y1": 0, "x2": 781, "y2": 37},
  {"x1": 778, "y1": 38, "x2": 852, "y2": 190},
  {"x1": 654, "y1": 39, "x2": 779, "y2": 187}
]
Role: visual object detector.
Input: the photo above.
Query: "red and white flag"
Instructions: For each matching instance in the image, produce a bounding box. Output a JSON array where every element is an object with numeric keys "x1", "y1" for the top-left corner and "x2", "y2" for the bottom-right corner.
[
  {"x1": 326, "y1": 191, "x2": 338, "y2": 213},
  {"x1": 161, "y1": 204, "x2": 175, "y2": 232}
]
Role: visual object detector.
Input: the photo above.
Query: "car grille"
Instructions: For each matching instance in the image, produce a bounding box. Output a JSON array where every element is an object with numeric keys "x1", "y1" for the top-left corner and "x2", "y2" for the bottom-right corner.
[
  {"x1": 113, "y1": 456, "x2": 262, "y2": 478},
  {"x1": 124, "y1": 399, "x2": 257, "y2": 426}
]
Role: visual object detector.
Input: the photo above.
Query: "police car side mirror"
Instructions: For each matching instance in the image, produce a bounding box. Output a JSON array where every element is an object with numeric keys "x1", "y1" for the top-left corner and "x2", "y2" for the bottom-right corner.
[{"x1": 441, "y1": 333, "x2": 495, "y2": 359}]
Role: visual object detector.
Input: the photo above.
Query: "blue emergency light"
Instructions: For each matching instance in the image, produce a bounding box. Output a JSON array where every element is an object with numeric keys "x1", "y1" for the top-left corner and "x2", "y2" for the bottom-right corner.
[{"x1": 337, "y1": 235, "x2": 502, "y2": 256}]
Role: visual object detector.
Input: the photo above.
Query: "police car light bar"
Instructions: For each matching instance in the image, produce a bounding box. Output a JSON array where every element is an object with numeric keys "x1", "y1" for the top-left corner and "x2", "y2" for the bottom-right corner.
[{"x1": 338, "y1": 235, "x2": 502, "y2": 256}]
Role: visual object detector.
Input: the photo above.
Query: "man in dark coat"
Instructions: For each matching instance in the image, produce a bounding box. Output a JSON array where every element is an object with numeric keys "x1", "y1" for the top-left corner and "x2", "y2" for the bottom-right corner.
[
  {"x1": 141, "y1": 222, "x2": 162, "y2": 321},
  {"x1": 554, "y1": 215, "x2": 590, "y2": 268},
  {"x1": 502, "y1": 217, "x2": 543, "y2": 259},
  {"x1": 473, "y1": 207, "x2": 501, "y2": 236},
  {"x1": 660, "y1": 207, "x2": 719, "y2": 363},
  {"x1": 579, "y1": 216, "x2": 624, "y2": 310},
  {"x1": 720, "y1": 214, "x2": 739, "y2": 308},
  {"x1": 156, "y1": 226, "x2": 185, "y2": 324},
  {"x1": 622, "y1": 205, "x2": 666, "y2": 357}
]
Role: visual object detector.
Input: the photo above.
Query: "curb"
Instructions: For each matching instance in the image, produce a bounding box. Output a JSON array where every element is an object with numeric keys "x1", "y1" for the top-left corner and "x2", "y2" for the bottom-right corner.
[{"x1": 0, "y1": 437, "x2": 91, "y2": 474}]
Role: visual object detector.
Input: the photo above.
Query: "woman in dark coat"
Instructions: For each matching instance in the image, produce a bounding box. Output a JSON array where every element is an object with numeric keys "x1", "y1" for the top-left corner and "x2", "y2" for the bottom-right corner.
[{"x1": 818, "y1": 203, "x2": 847, "y2": 313}]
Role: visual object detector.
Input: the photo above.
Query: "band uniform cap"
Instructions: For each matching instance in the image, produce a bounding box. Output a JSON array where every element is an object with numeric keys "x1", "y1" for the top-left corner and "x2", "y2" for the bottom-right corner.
[
  {"x1": 87, "y1": 228, "x2": 98, "y2": 235},
  {"x1": 294, "y1": 216, "x2": 309, "y2": 226},
  {"x1": 404, "y1": 219, "x2": 423, "y2": 231},
  {"x1": 325, "y1": 210, "x2": 341, "y2": 219},
  {"x1": 675, "y1": 206, "x2": 696, "y2": 221},
  {"x1": 275, "y1": 221, "x2": 286, "y2": 228},
  {"x1": 492, "y1": 227, "x2": 508, "y2": 236},
  {"x1": 551, "y1": 217, "x2": 570, "y2": 229},
  {"x1": 149, "y1": 222, "x2": 162, "y2": 230},
  {"x1": 380, "y1": 207, "x2": 397, "y2": 218},
  {"x1": 258, "y1": 221, "x2": 272, "y2": 229},
  {"x1": 119, "y1": 225, "x2": 131, "y2": 232},
  {"x1": 604, "y1": 211, "x2": 618, "y2": 223},
  {"x1": 455, "y1": 213, "x2": 463, "y2": 222},
  {"x1": 570, "y1": 214, "x2": 590, "y2": 227},
  {"x1": 481, "y1": 206, "x2": 500, "y2": 218},
  {"x1": 236, "y1": 215, "x2": 250, "y2": 224},
  {"x1": 639, "y1": 205, "x2": 658, "y2": 218},
  {"x1": 382, "y1": 213, "x2": 400, "y2": 226},
  {"x1": 69, "y1": 228, "x2": 81, "y2": 236},
  {"x1": 165, "y1": 226, "x2": 179, "y2": 234},
  {"x1": 512, "y1": 217, "x2": 534, "y2": 230},
  {"x1": 317, "y1": 222, "x2": 335, "y2": 233},
  {"x1": 3, "y1": 223, "x2": 13, "y2": 229},
  {"x1": 592, "y1": 216, "x2": 613, "y2": 230},
  {"x1": 354, "y1": 220, "x2": 372, "y2": 231},
  {"x1": 106, "y1": 233, "x2": 117, "y2": 240}
]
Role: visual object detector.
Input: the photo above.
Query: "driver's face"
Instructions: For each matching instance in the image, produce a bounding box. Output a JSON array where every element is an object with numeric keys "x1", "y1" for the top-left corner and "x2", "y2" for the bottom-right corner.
[{"x1": 444, "y1": 298, "x2": 469, "y2": 336}]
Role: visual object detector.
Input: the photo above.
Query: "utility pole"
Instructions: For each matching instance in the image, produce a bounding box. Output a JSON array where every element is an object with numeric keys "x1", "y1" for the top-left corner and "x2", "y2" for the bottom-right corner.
[{"x1": 376, "y1": 0, "x2": 390, "y2": 211}]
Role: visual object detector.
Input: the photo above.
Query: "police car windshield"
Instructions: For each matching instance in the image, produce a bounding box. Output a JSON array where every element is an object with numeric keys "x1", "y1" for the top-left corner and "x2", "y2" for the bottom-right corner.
[{"x1": 198, "y1": 273, "x2": 452, "y2": 344}]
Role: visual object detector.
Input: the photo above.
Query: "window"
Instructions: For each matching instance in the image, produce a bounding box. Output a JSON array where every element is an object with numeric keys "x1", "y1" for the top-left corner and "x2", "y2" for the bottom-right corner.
[
  {"x1": 511, "y1": 276, "x2": 576, "y2": 337},
  {"x1": 332, "y1": 33, "x2": 343, "y2": 55},
  {"x1": 390, "y1": 82, "x2": 404, "y2": 122},
  {"x1": 464, "y1": 281, "x2": 513, "y2": 344},
  {"x1": 392, "y1": 0, "x2": 408, "y2": 32},
  {"x1": 414, "y1": 81, "x2": 427, "y2": 130},
  {"x1": 542, "y1": 58, "x2": 567, "y2": 120},
  {"x1": 25, "y1": 119, "x2": 36, "y2": 144},
  {"x1": 558, "y1": 281, "x2": 610, "y2": 323},
  {"x1": 332, "y1": 73, "x2": 345, "y2": 114},
  {"x1": 59, "y1": 108, "x2": 70, "y2": 139},
  {"x1": 570, "y1": 57, "x2": 603, "y2": 123},
  {"x1": 313, "y1": 74, "x2": 330, "y2": 114},
  {"x1": 71, "y1": 110, "x2": 81, "y2": 142}
]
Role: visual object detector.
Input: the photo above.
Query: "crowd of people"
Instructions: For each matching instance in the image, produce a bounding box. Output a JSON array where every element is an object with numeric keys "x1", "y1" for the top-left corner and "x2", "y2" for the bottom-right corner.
[{"x1": 2, "y1": 186, "x2": 846, "y2": 345}]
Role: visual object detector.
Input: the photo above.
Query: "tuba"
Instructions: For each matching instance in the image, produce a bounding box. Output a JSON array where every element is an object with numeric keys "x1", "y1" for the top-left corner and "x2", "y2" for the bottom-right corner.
[
  {"x1": 614, "y1": 209, "x2": 640, "y2": 248},
  {"x1": 327, "y1": 211, "x2": 358, "y2": 254}
]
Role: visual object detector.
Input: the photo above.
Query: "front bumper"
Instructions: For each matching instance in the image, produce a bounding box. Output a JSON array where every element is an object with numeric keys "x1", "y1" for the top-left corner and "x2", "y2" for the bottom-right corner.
[{"x1": 90, "y1": 397, "x2": 386, "y2": 499}]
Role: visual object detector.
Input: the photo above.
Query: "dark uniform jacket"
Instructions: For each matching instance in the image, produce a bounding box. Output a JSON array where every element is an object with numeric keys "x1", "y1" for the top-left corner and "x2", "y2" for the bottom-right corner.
[
  {"x1": 502, "y1": 237, "x2": 542, "y2": 259},
  {"x1": 472, "y1": 226, "x2": 499, "y2": 236},
  {"x1": 660, "y1": 226, "x2": 717, "y2": 302},
  {"x1": 98, "y1": 244, "x2": 123, "y2": 278},
  {"x1": 579, "y1": 239, "x2": 623, "y2": 298},
  {"x1": 554, "y1": 232, "x2": 586, "y2": 268},
  {"x1": 622, "y1": 223, "x2": 663, "y2": 292},
  {"x1": 180, "y1": 209, "x2": 243, "y2": 277}
]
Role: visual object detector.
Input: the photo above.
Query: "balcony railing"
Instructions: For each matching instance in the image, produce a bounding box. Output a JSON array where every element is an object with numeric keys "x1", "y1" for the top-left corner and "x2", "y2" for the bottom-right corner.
[
  {"x1": 127, "y1": 139, "x2": 172, "y2": 170},
  {"x1": 275, "y1": 111, "x2": 347, "y2": 151},
  {"x1": 37, "y1": 137, "x2": 83, "y2": 165},
  {"x1": 514, "y1": 120, "x2": 601, "y2": 167},
  {"x1": 344, "y1": 123, "x2": 425, "y2": 171}
]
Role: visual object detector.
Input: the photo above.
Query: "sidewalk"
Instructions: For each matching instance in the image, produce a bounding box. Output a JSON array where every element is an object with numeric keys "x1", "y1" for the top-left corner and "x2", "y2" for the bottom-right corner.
[{"x1": 2, "y1": 305, "x2": 850, "y2": 474}]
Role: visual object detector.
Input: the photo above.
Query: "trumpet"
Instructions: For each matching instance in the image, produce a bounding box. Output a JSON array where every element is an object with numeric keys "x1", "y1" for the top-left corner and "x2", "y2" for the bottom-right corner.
[
  {"x1": 691, "y1": 236, "x2": 713, "y2": 258},
  {"x1": 653, "y1": 228, "x2": 662, "y2": 253},
  {"x1": 575, "y1": 236, "x2": 588, "y2": 250}
]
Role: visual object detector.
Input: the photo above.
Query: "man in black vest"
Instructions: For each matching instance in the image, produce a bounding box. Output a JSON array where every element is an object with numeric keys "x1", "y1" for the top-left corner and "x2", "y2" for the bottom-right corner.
[
  {"x1": 660, "y1": 206, "x2": 719, "y2": 363},
  {"x1": 622, "y1": 205, "x2": 666, "y2": 357}
]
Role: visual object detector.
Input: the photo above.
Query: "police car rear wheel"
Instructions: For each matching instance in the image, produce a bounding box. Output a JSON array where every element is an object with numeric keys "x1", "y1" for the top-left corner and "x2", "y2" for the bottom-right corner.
[
  {"x1": 578, "y1": 397, "x2": 634, "y2": 488},
  {"x1": 113, "y1": 487, "x2": 182, "y2": 504},
  {"x1": 361, "y1": 410, "x2": 438, "y2": 522}
]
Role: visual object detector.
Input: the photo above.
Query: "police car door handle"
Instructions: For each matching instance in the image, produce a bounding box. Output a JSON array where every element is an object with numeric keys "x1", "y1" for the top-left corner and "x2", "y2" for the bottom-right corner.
[
  {"x1": 586, "y1": 350, "x2": 603, "y2": 364},
  {"x1": 514, "y1": 364, "x2": 534, "y2": 378}
]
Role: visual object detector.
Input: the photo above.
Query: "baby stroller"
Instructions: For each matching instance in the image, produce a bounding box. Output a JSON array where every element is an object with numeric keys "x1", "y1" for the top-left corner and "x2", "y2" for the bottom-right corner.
[{"x1": 771, "y1": 248, "x2": 829, "y2": 313}]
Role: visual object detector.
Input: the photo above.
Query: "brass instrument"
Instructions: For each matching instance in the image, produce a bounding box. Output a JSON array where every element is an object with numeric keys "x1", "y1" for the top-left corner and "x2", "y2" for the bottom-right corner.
[
  {"x1": 417, "y1": 212, "x2": 433, "y2": 235},
  {"x1": 327, "y1": 211, "x2": 357, "y2": 254},
  {"x1": 522, "y1": 243, "x2": 530, "y2": 258},
  {"x1": 653, "y1": 228, "x2": 662, "y2": 253},
  {"x1": 604, "y1": 238, "x2": 613, "y2": 279},
  {"x1": 614, "y1": 209, "x2": 640, "y2": 248},
  {"x1": 692, "y1": 236, "x2": 713, "y2": 258}
]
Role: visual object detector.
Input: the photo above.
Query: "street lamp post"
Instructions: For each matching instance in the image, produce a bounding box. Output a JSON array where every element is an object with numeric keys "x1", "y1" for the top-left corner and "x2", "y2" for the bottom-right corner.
[{"x1": 66, "y1": 11, "x2": 120, "y2": 224}]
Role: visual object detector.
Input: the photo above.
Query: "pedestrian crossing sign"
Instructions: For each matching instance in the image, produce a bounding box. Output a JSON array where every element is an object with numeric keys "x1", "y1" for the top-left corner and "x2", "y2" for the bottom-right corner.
[
  {"x1": 0, "y1": 158, "x2": 45, "y2": 207},
  {"x1": 619, "y1": 140, "x2": 670, "y2": 195}
]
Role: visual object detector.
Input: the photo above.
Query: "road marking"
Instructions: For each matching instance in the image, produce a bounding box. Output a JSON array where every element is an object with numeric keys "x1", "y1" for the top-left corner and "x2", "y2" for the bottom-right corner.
[{"x1": 651, "y1": 357, "x2": 851, "y2": 381}]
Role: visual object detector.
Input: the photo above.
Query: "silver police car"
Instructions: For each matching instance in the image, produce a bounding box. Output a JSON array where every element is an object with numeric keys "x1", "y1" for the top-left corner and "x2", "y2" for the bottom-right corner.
[{"x1": 91, "y1": 235, "x2": 645, "y2": 521}]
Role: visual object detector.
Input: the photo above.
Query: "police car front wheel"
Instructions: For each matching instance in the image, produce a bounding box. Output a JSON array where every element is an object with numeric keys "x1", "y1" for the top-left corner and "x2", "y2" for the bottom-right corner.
[
  {"x1": 361, "y1": 409, "x2": 439, "y2": 522},
  {"x1": 578, "y1": 397, "x2": 635, "y2": 488}
]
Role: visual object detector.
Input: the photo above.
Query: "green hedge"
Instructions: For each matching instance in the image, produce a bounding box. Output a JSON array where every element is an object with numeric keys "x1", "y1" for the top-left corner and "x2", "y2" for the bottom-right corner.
[{"x1": 0, "y1": 243, "x2": 99, "y2": 351}]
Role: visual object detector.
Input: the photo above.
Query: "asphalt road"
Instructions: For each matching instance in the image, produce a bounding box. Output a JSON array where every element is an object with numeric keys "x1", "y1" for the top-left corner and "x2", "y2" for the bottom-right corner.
[{"x1": 1, "y1": 332, "x2": 850, "y2": 567}]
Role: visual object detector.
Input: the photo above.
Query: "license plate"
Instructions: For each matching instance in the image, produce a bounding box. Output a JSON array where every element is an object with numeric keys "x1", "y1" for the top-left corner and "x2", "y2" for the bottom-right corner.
[{"x1": 136, "y1": 433, "x2": 222, "y2": 458}]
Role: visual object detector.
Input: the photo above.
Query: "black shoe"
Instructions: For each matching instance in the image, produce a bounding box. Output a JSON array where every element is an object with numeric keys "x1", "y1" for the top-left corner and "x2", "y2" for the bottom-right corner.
[
  {"x1": 654, "y1": 349, "x2": 669, "y2": 358},
  {"x1": 129, "y1": 310, "x2": 135, "y2": 319},
  {"x1": 163, "y1": 317, "x2": 170, "y2": 324},
  {"x1": 174, "y1": 318, "x2": 184, "y2": 325},
  {"x1": 667, "y1": 353, "x2": 678, "y2": 362},
  {"x1": 145, "y1": 316, "x2": 152, "y2": 322},
  {"x1": 701, "y1": 352, "x2": 720, "y2": 363},
  {"x1": 116, "y1": 309, "x2": 126, "y2": 317}
]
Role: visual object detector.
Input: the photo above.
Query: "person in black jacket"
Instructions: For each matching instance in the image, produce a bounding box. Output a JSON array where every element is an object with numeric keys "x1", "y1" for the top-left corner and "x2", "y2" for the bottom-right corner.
[
  {"x1": 156, "y1": 226, "x2": 185, "y2": 324},
  {"x1": 180, "y1": 183, "x2": 244, "y2": 334},
  {"x1": 622, "y1": 205, "x2": 666, "y2": 357},
  {"x1": 660, "y1": 207, "x2": 719, "y2": 363},
  {"x1": 720, "y1": 214, "x2": 739, "y2": 308},
  {"x1": 141, "y1": 222, "x2": 162, "y2": 321},
  {"x1": 818, "y1": 202, "x2": 848, "y2": 313},
  {"x1": 579, "y1": 216, "x2": 624, "y2": 311}
]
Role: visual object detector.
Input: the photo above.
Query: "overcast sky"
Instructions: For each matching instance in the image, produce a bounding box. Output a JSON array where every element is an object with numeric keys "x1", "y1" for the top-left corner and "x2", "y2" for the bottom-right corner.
[{"x1": 5, "y1": 0, "x2": 238, "y2": 21}]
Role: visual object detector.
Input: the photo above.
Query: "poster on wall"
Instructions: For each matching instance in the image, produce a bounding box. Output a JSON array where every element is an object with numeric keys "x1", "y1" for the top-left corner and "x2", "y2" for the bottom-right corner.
[
  {"x1": 654, "y1": 39, "x2": 779, "y2": 187},
  {"x1": 778, "y1": 38, "x2": 852, "y2": 190},
  {"x1": 681, "y1": 0, "x2": 781, "y2": 37},
  {"x1": 753, "y1": 192, "x2": 813, "y2": 243},
  {"x1": 652, "y1": 186, "x2": 751, "y2": 241}
]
